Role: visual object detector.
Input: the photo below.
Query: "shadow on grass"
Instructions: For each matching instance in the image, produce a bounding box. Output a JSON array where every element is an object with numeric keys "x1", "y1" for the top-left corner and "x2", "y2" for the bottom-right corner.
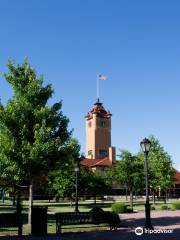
[
  {"x1": 80, "y1": 203, "x2": 112, "y2": 209},
  {"x1": 0, "y1": 206, "x2": 17, "y2": 213}
]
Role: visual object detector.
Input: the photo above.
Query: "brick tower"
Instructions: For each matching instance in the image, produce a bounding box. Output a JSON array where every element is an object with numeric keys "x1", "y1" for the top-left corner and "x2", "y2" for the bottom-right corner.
[{"x1": 81, "y1": 99, "x2": 116, "y2": 170}]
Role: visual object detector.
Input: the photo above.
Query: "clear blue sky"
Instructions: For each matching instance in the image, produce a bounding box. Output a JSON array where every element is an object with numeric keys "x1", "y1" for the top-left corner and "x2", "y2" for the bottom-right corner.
[{"x1": 0, "y1": 0, "x2": 180, "y2": 169}]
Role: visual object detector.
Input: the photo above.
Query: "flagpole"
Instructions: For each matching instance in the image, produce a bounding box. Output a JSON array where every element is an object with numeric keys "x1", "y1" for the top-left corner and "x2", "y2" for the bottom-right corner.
[{"x1": 96, "y1": 73, "x2": 99, "y2": 101}]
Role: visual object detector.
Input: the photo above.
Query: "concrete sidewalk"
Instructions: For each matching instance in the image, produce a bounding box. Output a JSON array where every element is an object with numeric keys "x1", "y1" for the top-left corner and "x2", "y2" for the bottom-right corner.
[
  {"x1": 120, "y1": 210, "x2": 180, "y2": 229},
  {"x1": 0, "y1": 210, "x2": 180, "y2": 240},
  {"x1": 0, "y1": 229, "x2": 180, "y2": 240}
]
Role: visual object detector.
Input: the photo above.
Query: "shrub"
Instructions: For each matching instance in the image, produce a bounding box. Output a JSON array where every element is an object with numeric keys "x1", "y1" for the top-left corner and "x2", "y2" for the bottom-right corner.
[
  {"x1": 126, "y1": 207, "x2": 133, "y2": 213},
  {"x1": 90, "y1": 207, "x2": 105, "y2": 223},
  {"x1": 112, "y1": 203, "x2": 127, "y2": 214},
  {"x1": 161, "y1": 205, "x2": 168, "y2": 210},
  {"x1": 90, "y1": 207, "x2": 104, "y2": 214},
  {"x1": 151, "y1": 205, "x2": 155, "y2": 210},
  {"x1": 172, "y1": 201, "x2": 180, "y2": 210},
  {"x1": 106, "y1": 212, "x2": 121, "y2": 229}
]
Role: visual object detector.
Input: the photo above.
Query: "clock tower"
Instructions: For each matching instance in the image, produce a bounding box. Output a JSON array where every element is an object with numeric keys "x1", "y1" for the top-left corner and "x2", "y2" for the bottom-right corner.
[{"x1": 84, "y1": 99, "x2": 116, "y2": 164}]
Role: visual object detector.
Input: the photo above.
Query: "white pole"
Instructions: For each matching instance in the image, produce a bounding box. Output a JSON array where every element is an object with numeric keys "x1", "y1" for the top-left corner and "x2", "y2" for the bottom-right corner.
[{"x1": 96, "y1": 73, "x2": 99, "y2": 100}]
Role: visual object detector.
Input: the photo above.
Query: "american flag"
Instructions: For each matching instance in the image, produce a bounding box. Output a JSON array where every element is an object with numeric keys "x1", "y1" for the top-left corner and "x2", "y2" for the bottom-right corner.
[{"x1": 98, "y1": 74, "x2": 107, "y2": 80}]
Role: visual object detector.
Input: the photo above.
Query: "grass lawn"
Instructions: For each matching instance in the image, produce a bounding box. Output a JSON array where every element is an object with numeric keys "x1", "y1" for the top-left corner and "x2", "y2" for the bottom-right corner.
[
  {"x1": 0, "y1": 198, "x2": 178, "y2": 214},
  {"x1": 0, "y1": 198, "x2": 179, "y2": 236}
]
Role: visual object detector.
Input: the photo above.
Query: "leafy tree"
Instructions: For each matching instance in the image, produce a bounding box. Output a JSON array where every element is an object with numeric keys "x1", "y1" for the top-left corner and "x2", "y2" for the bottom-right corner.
[
  {"x1": 87, "y1": 169, "x2": 112, "y2": 203},
  {"x1": 51, "y1": 163, "x2": 111, "y2": 205},
  {"x1": 49, "y1": 139, "x2": 82, "y2": 201},
  {"x1": 113, "y1": 150, "x2": 144, "y2": 209},
  {"x1": 138, "y1": 135, "x2": 174, "y2": 204},
  {"x1": 0, "y1": 59, "x2": 75, "y2": 223}
]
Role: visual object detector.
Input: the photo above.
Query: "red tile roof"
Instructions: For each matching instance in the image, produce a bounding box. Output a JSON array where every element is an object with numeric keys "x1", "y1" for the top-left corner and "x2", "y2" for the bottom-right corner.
[
  {"x1": 174, "y1": 169, "x2": 180, "y2": 184},
  {"x1": 81, "y1": 157, "x2": 112, "y2": 168},
  {"x1": 85, "y1": 100, "x2": 111, "y2": 120}
]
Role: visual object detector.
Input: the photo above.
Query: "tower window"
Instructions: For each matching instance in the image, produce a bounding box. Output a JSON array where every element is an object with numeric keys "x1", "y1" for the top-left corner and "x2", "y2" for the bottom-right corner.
[
  {"x1": 100, "y1": 121, "x2": 105, "y2": 127},
  {"x1": 88, "y1": 150, "x2": 92, "y2": 156},
  {"x1": 99, "y1": 149, "x2": 108, "y2": 158}
]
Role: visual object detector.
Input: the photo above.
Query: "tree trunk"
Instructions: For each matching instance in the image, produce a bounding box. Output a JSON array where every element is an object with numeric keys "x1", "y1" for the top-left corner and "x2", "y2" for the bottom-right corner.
[
  {"x1": 13, "y1": 187, "x2": 16, "y2": 206},
  {"x1": 153, "y1": 190, "x2": 156, "y2": 205},
  {"x1": 2, "y1": 189, "x2": 5, "y2": 205},
  {"x1": 130, "y1": 190, "x2": 133, "y2": 210},
  {"x1": 135, "y1": 191, "x2": 137, "y2": 201},
  {"x1": 70, "y1": 198, "x2": 73, "y2": 208},
  {"x1": 16, "y1": 192, "x2": 22, "y2": 236},
  {"x1": 166, "y1": 190, "x2": 168, "y2": 202},
  {"x1": 164, "y1": 190, "x2": 167, "y2": 204},
  {"x1": 28, "y1": 180, "x2": 33, "y2": 225},
  {"x1": 126, "y1": 187, "x2": 128, "y2": 201}
]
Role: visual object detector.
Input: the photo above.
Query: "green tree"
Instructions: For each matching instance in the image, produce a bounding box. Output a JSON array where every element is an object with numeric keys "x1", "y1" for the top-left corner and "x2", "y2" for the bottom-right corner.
[
  {"x1": 87, "y1": 169, "x2": 112, "y2": 204},
  {"x1": 0, "y1": 59, "x2": 75, "y2": 223},
  {"x1": 49, "y1": 139, "x2": 83, "y2": 201},
  {"x1": 138, "y1": 135, "x2": 174, "y2": 204},
  {"x1": 51, "y1": 162, "x2": 111, "y2": 205},
  {"x1": 113, "y1": 150, "x2": 144, "y2": 209}
]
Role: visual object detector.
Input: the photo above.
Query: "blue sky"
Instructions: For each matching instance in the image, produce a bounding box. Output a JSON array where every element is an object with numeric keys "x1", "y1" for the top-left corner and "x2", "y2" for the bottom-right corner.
[{"x1": 0, "y1": 0, "x2": 180, "y2": 168}]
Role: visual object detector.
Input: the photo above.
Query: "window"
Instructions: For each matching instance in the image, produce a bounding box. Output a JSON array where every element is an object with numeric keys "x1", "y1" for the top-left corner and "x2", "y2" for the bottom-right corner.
[
  {"x1": 88, "y1": 121, "x2": 92, "y2": 127},
  {"x1": 99, "y1": 149, "x2": 108, "y2": 158},
  {"x1": 88, "y1": 150, "x2": 92, "y2": 156},
  {"x1": 100, "y1": 121, "x2": 105, "y2": 127}
]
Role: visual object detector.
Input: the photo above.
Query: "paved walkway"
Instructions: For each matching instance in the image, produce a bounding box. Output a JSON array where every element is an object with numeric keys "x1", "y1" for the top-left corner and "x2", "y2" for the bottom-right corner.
[
  {"x1": 0, "y1": 210, "x2": 180, "y2": 240},
  {"x1": 120, "y1": 210, "x2": 180, "y2": 229}
]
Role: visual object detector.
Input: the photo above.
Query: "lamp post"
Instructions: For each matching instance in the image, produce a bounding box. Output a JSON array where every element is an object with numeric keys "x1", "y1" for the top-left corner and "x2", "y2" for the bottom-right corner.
[
  {"x1": 140, "y1": 138, "x2": 153, "y2": 229},
  {"x1": 74, "y1": 166, "x2": 79, "y2": 213}
]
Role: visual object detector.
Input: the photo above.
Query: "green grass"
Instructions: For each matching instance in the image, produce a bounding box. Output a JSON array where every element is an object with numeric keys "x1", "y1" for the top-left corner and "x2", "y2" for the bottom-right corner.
[
  {"x1": 0, "y1": 198, "x2": 180, "y2": 236},
  {"x1": 1, "y1": 198, "x2": 178, "y2": 214}
]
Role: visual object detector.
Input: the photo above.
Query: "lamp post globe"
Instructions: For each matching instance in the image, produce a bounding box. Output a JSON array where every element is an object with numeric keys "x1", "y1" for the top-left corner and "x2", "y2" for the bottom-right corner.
[
  {"x1": 140, "y1": 138, "x2": 153, "y2": 229},
  {"x1": 140, "y1": 138, "x2": 151, "y2": 153}
]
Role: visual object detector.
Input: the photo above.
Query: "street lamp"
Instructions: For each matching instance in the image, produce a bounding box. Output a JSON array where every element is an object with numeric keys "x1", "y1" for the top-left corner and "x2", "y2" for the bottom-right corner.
[
  {"x1": 140, "y1": 138, "x2": 153, "y2": 229},
  {"x1": 74, "y1": 166, "x2": 79, "y2": 213}
]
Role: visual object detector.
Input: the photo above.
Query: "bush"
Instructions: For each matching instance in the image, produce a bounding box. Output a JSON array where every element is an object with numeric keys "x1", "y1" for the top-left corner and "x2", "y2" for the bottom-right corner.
[
  {"x1": 126, "y1": 207, "x2": 133, "y2": 213},
  {"x1": 90, "y1": 207, "x2": 105, "y2": 223},
  {"x1": 172, "y1": 201, "x2": 180, "y2": 210},
  {"x1": 151, "y1": 205, "x2": 156, "y2": 210},
  {"x1": 90, "y1": 207, "x2": 104, "y2": 214},
  {"x1": 161, "y1": 205, "x2": 168, "y2": 210},
  {"x1": 151, "y1": 205, "x2": 155, "y2": 210},
  {"x1": 112, "y1": 203, "x2": 127, "y2": 214},
  {"x1": 106, "y1": 212, "x2": 121, "y2": 229}
]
